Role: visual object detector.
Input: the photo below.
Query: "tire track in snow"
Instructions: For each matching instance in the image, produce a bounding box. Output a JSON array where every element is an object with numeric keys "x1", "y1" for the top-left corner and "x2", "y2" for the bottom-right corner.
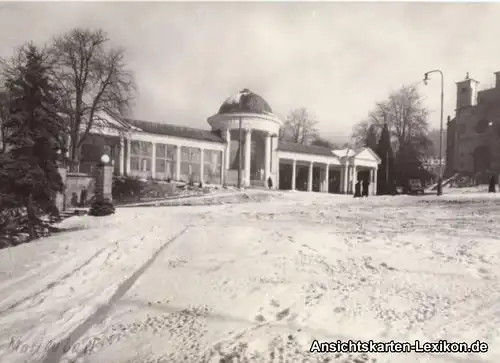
[
  {"x1": 0, "y1": 247, "x2": 108, "y2": 315},
  {"x1": 38, "y1": 225, "x2": 191, "y2": 363},
  {"x1": 0, "y1": 229, "x2": 147, "y2": 315}
]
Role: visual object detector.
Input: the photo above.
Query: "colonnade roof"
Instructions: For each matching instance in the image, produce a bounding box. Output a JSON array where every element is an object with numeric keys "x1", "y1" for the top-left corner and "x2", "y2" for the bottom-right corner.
[
  {"x1": 123, "y1": 118, "x2": 224, "y2": 143},
  {"x1": 278, "y1": 141, "x2": 337, "y2": 157}
]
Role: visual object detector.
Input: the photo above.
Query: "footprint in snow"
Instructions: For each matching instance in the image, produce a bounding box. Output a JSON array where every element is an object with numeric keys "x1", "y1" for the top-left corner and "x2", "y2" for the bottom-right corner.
[{"x1": 380, "y1": 262, "x2": 397, "y2": 271}]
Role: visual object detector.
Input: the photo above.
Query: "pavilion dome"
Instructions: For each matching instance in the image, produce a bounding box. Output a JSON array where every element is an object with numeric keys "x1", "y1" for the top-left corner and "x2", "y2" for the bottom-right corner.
[{"x1": 218, "y1": 89, "x2": 273, "y2": 115}]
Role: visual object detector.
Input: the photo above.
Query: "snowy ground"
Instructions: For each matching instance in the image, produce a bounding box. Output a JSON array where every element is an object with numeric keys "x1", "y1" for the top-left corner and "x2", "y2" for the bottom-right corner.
[{"x1": 0, "y1": 190, "x2": 499, "y2": 363}]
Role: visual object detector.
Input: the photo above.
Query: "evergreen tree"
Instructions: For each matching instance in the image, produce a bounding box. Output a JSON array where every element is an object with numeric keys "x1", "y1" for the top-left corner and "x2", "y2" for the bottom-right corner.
[
  {"x1": 364, "y1": 124, "x2": 378, "y2": 151},
  {"x1": 375, "y1": 123, "x2": 396, "y2": 195},
  {"x1": 0, "y1": 44, "x2": 65, "y2": 241}
]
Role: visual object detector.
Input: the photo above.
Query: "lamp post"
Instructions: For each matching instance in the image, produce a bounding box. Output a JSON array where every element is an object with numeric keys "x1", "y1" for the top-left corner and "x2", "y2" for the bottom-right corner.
[{"x1": 423, "y1": 69, "x2": 444, "y2": 196}]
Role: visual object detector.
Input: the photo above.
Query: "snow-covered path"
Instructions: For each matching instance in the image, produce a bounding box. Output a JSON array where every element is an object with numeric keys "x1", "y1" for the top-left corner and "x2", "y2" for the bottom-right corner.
[{"x1": 0, "y1": 191, "x2": 499, "y2": 363}]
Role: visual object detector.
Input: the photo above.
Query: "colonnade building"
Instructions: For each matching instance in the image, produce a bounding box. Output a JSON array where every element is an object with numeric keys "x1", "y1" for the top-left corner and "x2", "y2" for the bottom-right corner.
[{"x1": 80, "y1": 89, "x2": 380, "y2": 194}]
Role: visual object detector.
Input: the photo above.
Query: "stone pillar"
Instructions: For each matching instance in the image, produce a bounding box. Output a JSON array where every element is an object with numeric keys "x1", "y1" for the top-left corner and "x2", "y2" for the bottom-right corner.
[
  {"x1": 368, "y1": 169, "x2": 373, "y2": 196},
  {"x1": 224, "y1": 128, "x2": 231, "y2": 170},
  {"x1": 94, "y1": 164, "x2": 113, "y2": 202},
  {"x1": 56, "y1": 166, "x2": 67, "y2": 212},
  {"x1": 351, "y1": 165, "x2": 357, "y2": 194},
  {"x1": 291, "y1": 160, "x2": 296, "y2": 190},
  {"x1": 200, "y1": 148, "x2": 204, "y2": 184},
  {"x1": 264, "y1": 132, "x2": 271, "y2": 181},
  {"x1": 373, "y1": 167, "x2": 378, "y2": 195},
  {"x1": 343, "y1": 163, "x2": 349, "y2": 194},
  {"x1": 244, "y1": 129, "x2": 252, "y2": 186},
  {"x1": 308, "y1": 162, "x2": 313, "y2": 192},
  {"x1": 151, "y1": 142, "x2": 156, "y2": 179},
  {"x1": 126, "y1": 139, "x2": 131, "y2": 176},
  {"x1": 324, "y1": 164, "x2": 329, "y2": 193},
  {"x1": 176, "y1": 146, "x2": 181, "y2": 181},
  {"x1": 119, "y1": 137, "x2": 125, "y2": 176}
]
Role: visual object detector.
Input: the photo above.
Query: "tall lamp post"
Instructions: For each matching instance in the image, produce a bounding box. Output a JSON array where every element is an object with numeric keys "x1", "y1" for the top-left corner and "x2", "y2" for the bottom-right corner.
[{"x1": 423, "y1": 69, "x2": 444, "y2": 196}]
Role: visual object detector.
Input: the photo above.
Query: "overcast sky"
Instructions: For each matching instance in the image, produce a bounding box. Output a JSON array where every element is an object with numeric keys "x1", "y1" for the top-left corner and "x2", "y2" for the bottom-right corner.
[{"x1": 1, "y1": 2, "x2": 500, "y2": 142}]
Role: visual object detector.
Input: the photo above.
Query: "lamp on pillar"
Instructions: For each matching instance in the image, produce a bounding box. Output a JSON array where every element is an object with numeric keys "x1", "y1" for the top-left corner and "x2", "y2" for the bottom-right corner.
[
  {"x1": 100, "y1": 154, "x2": 110, "y2": 165},
  {"x1": 89, "y1": 153, "x2": 115, "y2": 216}
]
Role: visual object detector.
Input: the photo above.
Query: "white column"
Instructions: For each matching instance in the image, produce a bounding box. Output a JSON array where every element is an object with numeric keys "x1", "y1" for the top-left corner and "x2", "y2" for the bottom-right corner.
[
  {"x1": 264, "y1": 132, "x2": 271, "y2": 181},
  {"x1": 373, "y1": 167, "x2": 378, "y2": 195},
  {"x1": 176, "y1": 145, "x2": 181, "y2": 180},
  {"x1": 200, "y1": 148, "x2": 204, "y2": 183},
  {"x1": 225, "y1": 128, "x2": 231, "y2": 170},
  {"x1": 308, "y1": 162, "x2": 313, "y2": 192},
  {"x1": 291, "y1": 160, "x2": 296, "y2": 190},
  {"x1": 343, "y1": 163, "x2": 349, "y2": 193},
  {"x1": 151, "y1": 142, "x2": 156, "y2": 179},
  {"x1": 244, "y1": 129, "x2": 252, "y2": 186},
  {"x1": 351, "y1": 164, "x2": 357, "y2": 194},
  {"x1": 119, "y1": 137, "x2": 125, "y2": 176},
  {"x1": 324, "y1": 164, "x2": 329, "y2": 193},
  {"x1": 126, "y1": 139, "x2": 131, "y2": 176}
]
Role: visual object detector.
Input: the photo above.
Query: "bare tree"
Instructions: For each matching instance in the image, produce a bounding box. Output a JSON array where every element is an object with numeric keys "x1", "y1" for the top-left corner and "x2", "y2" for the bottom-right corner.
[
  {"x1": 352, "y1": 85, "x2": 431, "y2": 155},
  {"x1": 280, "y1": 107, "x2": 318, "y2": 145},
  {"x1": 49, "y1": 28, "x2": 135, "y2": 171}
]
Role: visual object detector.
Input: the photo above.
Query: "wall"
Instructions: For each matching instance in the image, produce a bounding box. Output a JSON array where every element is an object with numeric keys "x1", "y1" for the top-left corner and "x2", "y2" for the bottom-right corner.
[
  {"x1": 455, "y1": 102, "x2": 500, "y2": 174},
  {"x1": 55, "y1": 167, "x2": 67, "y2": 212},
  {"x1": 65, "y1": 173, "x2": 95, "y2": 209}
]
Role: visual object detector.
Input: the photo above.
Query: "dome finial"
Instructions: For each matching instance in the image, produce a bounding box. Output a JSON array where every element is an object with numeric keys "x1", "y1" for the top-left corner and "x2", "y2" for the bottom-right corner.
[{"x1": 466, "y1": 72, "x2": 469, "y2": 79}]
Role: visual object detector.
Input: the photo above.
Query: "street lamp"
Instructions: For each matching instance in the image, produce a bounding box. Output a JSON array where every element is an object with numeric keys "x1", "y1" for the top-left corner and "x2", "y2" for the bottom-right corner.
[
  {"x1": 423, "y1": 69, "x2": 444, "y2": 196},
  {"x1": 100, "y1": 154, "x2": 110, "y2": 164}
]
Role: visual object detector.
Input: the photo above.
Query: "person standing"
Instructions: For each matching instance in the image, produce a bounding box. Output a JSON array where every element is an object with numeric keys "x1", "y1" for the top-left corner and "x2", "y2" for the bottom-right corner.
[
  {"x1": 362, "y1": 179, "x2": 369, "y2": 197},
  {"x1": 489, "y1": 175, "x2": 496, "y2": 193},
  {"x1": 354, "y1": 180, "x2": 361, "y2": 198}
]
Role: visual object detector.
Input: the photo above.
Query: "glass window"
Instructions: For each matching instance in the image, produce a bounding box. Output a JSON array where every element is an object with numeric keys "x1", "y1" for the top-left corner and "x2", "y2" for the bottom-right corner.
[
  {"x1": 203, "y1": 149, "x2": 222, "y2": 184},
  {"x1": 131, "y1": 156, "x2": 140, "y2": 171},
  {"x1": 130, "y1": 141, "x2": 152, "y2": 172},
  {"x1": 156, "y1": 144, "x2": 166, "y2": 158},
  {"x1": 155, "y1": 144, "x2": 177, "y2": 178},
  {"x1": 166, "y1": 145, "x2": 176, "y2": 161},
  {"x1": 156, "y1": 158, "x2": 165, "y2": 173}
]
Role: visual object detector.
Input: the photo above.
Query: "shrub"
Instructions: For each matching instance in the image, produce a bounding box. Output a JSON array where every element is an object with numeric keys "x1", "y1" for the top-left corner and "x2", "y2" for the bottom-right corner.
[
  {"x1": 112, "y1": 176, "x2": 144, "y2": 201},
  {"x1": 89, "y1": 199, "x2": 115, "y2": 216}
]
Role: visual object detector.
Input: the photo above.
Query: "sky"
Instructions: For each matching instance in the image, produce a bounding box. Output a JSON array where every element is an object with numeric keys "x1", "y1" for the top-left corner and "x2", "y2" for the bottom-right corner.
[{"x1": 2, "y1": 2, "x2": 500, "y2": 143}]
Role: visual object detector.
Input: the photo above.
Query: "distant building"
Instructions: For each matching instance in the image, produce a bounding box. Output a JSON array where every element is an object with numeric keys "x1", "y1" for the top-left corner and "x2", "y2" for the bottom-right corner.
[
  {"x1": 79, "y1": 89, "x2": 381, "y2": 194},
  {"x1": 445, "y1": 72, "x2": 500, "y2": 181}
]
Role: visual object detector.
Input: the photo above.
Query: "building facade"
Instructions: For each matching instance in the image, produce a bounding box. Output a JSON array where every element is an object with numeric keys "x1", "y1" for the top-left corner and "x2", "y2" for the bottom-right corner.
[
  {"x1": 446, "y1": 72, "x2": 500, "y2": 181},
  {"x1": 80, "y1": 89, "x2": 381, "y2": 194}
]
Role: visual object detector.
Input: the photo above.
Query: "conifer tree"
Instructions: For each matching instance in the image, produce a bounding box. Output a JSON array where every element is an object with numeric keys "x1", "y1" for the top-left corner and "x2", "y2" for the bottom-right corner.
[
  {"x1": 364, "y1": 124, "x2": 378, "y2": 151},
  {"x1": 0, "y1": 44, "x2": 65, "y2": 241},
  {"x1": 375, "y1": 123, "x2": 396, "y2": 195}
]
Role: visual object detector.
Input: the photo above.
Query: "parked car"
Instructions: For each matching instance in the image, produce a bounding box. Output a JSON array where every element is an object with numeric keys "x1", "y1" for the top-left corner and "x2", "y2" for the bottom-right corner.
[{"x1": 408, "y1": 179, "x2": 425, "y2": 195}]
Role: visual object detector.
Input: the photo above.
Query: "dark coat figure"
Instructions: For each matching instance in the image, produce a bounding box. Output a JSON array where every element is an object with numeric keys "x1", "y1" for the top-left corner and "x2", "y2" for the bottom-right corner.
[
  {"x1": 489, "y1": 176, "x2": 496, "y2": 193},
  {"x1": 267, "y1": 177, "x2": 273, "y2": 189},
  {"x1": 362, "y1": 180, "x2": 369, "y2": 197},
  {"x1": 354, "y1": 181, "x2": 362, "y2": 198}
]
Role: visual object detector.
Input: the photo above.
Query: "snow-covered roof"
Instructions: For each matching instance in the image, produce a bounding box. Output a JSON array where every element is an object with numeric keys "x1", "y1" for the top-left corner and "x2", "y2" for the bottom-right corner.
[
  {"x1": 218, "y1": 89, "x2": 273, "y2": 115},
  {"x1": 124, "y1": 118, "x2": 224, "y2": 143},
  {"x1": 332, "y1": 148, "x2": 358, "y2": 158}
]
